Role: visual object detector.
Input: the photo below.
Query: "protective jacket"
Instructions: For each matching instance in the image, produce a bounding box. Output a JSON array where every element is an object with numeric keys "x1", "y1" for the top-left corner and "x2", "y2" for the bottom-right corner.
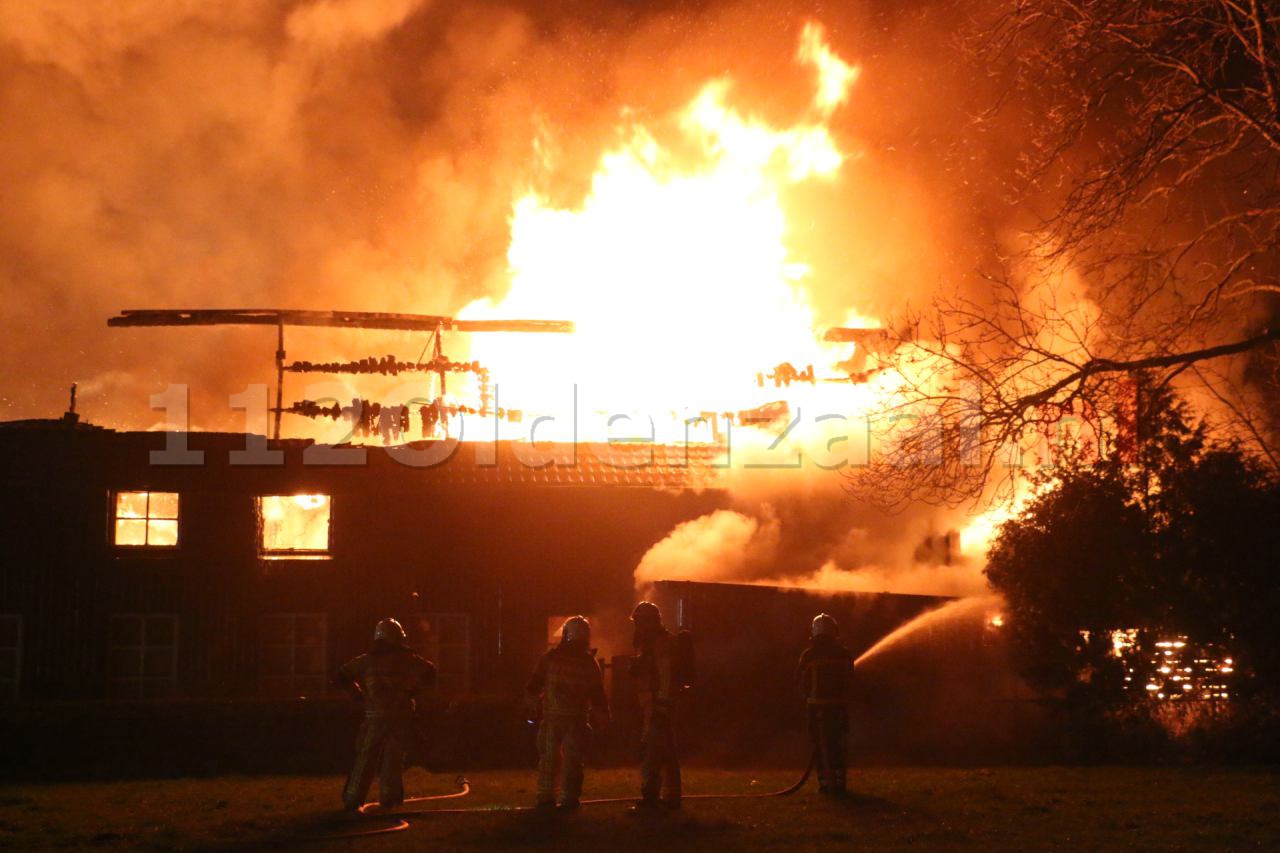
[
  {"x1": 798, "y1": 634, "x2": 853, "y2": 704},
  {"x1": 634, "y1": 627, "x2": 677, "y2": 711},
  {"x1": 525, "y1": 643, "x2": 608, "y2": 719},
  {"x1": 335, "y1": 640, "x2": 436, "y2": 719}
]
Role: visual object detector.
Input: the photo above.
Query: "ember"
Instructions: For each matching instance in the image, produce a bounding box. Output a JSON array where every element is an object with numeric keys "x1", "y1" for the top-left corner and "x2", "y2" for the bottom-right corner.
[{"x1": 1112, "y1": 632, "x2": 1236, "y2": 702}]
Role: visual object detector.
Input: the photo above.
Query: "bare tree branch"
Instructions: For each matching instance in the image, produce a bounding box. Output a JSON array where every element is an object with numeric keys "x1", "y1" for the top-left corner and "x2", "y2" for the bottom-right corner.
[{"x1": 846, "y1": 0, "x2": 1280, "y2": 510}]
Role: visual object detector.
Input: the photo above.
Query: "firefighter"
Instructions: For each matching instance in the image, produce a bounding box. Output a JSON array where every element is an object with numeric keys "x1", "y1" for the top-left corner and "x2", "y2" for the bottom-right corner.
[
  {"x1": 630, "y1": 600, "x2": 681, "y2": 811},
  {"x1": 798, "y1": 613, "x2": 854, "y2": 795},
  {"x1": 524, "y1": 615, "x2": 610, "y2": 810},
  {"x1": 333, "y1": 618, "x2": 437, "y2": 811}
]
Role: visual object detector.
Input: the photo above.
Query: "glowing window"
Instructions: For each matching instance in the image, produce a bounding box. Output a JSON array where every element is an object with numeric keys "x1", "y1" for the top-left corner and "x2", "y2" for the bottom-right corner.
[
  {"x1": 113, "y1": 491, "x2": 179, "y2": 547},
  {"x1": 258, "y1": 495, "x2": 332, "y2": 558},
  {"x1": 108, "y1": 614, "x2": 178, "y2": 699},
  {"x1": 260, "y1": 613, "x2": 328, "y2": 697}
]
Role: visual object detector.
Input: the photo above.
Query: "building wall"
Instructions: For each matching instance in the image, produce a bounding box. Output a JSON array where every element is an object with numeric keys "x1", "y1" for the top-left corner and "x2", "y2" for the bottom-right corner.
[{"x1": 0, "y1": 424, "x2": 722, "y2": 702}]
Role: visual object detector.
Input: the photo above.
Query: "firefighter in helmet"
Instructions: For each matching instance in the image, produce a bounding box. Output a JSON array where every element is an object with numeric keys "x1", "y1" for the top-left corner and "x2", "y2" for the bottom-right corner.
[
  {"x1": 524, "y1": 615, "x2": 610, "y2": 810},
  {"x1": 630, "y1": 601, "x2": 681, "y2": 810},
  {"x1": 333, "y1": 618, "x2": 437, "y2": 811},
  {"x1": 798, "y1": 613, "x2": 854, "y2": 795}
]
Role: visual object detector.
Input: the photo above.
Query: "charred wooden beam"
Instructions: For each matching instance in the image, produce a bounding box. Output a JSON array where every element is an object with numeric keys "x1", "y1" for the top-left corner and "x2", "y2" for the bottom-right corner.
[
  {"x1": 107, "y1": 308, "x2": 573, "y2": 334},
  {"x1": 822, "y1": 326, "x2": 888, "y2": 343}
]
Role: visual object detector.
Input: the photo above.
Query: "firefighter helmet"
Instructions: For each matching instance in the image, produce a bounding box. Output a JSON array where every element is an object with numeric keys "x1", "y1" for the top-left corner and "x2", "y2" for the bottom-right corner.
[
  {"x1": 811, "y1": 613, "x2": 838, "y2": 638},
  {"x1": 631, "y1": 601, "x2": 663, "y2": 627},
  {"x1": 374, "y1": 618, "x2": 407, "y2": 644},
  {"x1": 561, "y1": 615, "x2": 591, "y2": 645}
]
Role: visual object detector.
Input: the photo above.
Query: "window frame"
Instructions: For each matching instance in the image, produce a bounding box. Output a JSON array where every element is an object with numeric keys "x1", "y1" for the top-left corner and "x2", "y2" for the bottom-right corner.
[
  {"x1": 255, "y1": 494, "x2": 334, "y2": 561},
  {"x1": 108, "y1": 613, "x2": 179, "y2": 699},
  {"x1": 259, "y1": 612, "x2": 329, "y2": 698},
  {"x1": 0, "y1": 614, "x2": 21, "y2": 700},
  {"x1": 109, "y1": 490, "x2": 181, "y2": 550}
]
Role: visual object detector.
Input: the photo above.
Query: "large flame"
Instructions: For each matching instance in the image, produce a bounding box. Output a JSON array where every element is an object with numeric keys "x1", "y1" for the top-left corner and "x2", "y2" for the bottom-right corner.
[{"x1": 460, "y1": 23, "x2": 876, "y2": 443}]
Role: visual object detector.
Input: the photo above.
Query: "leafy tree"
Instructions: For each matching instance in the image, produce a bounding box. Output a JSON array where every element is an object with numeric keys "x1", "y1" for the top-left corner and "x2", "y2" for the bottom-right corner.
[
  {"x1": 986, "y1": 380, "x2": 1280, "y2": 718},
  {"x1": 1160, "y1": 448, "x2": 1280, "y2": 694},
  {"x1": 986, "y1": 462, "x2": 1147, "y2": 707}
]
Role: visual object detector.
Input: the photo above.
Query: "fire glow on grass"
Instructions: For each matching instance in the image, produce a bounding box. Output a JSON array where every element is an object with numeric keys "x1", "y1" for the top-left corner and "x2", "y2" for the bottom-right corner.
[{"x1": 459, "y1": 23, "x2": 894, "y2": 445}]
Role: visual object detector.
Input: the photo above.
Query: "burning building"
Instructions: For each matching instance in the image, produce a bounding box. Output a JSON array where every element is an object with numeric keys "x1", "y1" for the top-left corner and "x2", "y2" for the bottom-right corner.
[
  {"x1": 10, "y1": 4, "x2": 1256, "y2": 776},
  {"x1": 0, "y1": 410, "x2": 1018, "y2": 775}
]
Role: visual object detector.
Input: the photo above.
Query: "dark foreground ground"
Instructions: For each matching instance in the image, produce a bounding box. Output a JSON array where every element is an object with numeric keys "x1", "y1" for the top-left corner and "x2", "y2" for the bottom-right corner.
[{"x1": 1, "y1": 766, "x2": 1277, "y2": 851}]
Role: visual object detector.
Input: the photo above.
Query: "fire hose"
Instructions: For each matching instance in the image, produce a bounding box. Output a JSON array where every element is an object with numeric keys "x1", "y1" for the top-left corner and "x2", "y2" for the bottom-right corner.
[
  {"x1": 311, "y1": 754, "x2": 815, "y2": 840},
  {"x1": 300, "y1": 775, "x2": 472, "y2": 841}
]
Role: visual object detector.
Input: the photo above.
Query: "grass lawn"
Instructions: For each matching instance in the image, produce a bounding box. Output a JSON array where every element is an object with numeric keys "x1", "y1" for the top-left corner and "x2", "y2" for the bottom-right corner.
[{"x1": 1, "y1": 765, "x2": 1277, "y2": 851}]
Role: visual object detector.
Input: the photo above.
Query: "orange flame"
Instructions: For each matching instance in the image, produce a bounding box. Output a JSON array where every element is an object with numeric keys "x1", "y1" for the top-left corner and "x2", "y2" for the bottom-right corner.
[
  {"x1": 459, "y1": 22, "x2": 874, "y2": 444},
  {"x1": 797, "y1": 22, "x2": 858, "y2": 116}
]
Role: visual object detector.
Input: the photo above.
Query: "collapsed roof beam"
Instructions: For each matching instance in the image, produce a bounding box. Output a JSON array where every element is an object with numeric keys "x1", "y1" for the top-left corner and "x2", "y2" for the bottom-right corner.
[
  {"x1": 107, "y1": 308, "x2": 573, "y2": 334},
  {"x1": 822, "y1": 326, "x2": 887, "y2": 343}
]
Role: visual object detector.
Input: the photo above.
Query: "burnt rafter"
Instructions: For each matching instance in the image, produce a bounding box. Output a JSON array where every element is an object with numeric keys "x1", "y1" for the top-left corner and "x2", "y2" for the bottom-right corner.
[
  {"x1": 107, "y1": 307, "x2": 571, "y2": 440},
  {"x1": 286, "y1": 355, "x2": 489, "y2": 378},
  {"x1": 107, "y1": 308, "x2": 573, "y2": 334},
  {"x1": 274, "y1": 397, "x2": 525, "y2": 440}
]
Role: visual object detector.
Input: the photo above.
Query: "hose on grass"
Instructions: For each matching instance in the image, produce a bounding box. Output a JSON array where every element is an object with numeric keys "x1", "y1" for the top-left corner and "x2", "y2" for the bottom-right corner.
[
  {"x1": 356, "y1": 775, "x2": 472, "y2": 817},
  {"x1": 299, "y1": 775, "x2": 470, "y2": 841},
  {"x1": 315, "y1": 754, "x2": 815, "y2": 839}
]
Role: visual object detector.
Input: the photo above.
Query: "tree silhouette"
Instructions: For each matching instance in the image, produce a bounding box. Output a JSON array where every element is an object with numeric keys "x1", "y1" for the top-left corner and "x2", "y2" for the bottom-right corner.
[{"x1": 985, "y1": 380, "x2": 1280, "y2": 718}]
